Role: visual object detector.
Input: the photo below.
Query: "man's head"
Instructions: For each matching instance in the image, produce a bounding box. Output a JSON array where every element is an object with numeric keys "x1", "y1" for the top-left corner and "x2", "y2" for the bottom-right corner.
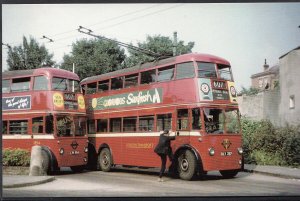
[{"x1": 163, "y1": 129, "x2": 169, "y2": 135}]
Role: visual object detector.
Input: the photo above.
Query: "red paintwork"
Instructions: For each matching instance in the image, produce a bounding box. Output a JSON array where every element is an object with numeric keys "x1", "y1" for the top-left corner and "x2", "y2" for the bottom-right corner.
[
  {"x1": 2, "y1": 68, "x2": 87, "y2": 168},
  {"x1": 82, "y1": 53, "x2": 242, "y2": 172}
]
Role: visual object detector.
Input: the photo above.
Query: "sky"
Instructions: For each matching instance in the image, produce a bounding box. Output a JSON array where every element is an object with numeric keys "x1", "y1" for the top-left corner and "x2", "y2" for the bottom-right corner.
[{"x1": 2, "y1": 3, "x2": 300, "y2": 91}]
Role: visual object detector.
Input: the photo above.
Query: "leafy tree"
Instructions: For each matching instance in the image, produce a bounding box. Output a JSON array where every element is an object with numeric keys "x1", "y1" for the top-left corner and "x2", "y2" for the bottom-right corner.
[
  {"x1": 125, "y1": 35, "x2": 195, "y2": 67},
  {"x1": 6, "y1": 36, "x2": 55, "y2": 70},
  {"x1": 238, "y1": 86, "x2": 260, "y2": 96},
  {"x1": 60, "y1": 38, "x2": 126, "y2": 80}
]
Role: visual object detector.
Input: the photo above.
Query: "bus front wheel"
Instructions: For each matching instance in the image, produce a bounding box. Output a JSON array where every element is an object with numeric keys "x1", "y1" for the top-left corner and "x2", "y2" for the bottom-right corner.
[
  {"x1": 98, "y1": 148, "x2": 112, "y2": 172},
  {"x1": 177, "y1": 150, "x2": 197, "y2": 180},
  {"x1": 219, "y1": 169, "x2": 239, "y2": 178}
]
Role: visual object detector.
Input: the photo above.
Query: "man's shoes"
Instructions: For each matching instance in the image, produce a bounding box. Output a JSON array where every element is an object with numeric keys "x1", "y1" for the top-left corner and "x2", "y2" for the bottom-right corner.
[{"x1": 157, "y1": 178, "x2": 164, "y2": 182}]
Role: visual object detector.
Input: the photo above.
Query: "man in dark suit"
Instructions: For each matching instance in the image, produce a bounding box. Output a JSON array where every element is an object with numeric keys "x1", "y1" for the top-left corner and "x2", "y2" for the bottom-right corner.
[{"x1": 154, "y1": 129, "x2": 176, "y2": 182}]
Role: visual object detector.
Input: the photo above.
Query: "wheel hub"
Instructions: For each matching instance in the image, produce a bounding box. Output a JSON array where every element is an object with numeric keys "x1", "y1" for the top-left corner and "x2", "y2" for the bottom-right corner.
[{"x1": 180, "y1": 158, "x2": 189, "y2": 171}]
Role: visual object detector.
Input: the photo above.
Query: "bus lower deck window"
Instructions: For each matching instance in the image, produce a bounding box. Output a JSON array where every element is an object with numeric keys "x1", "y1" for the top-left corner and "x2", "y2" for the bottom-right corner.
[
  {"x1": 157, "y1": 114, "x2": 172, "y2": 131},
  {"x1": 177, "y1": 109, "x2": 189, "y2": 130},
  {"x1": 139, "y1": 116, "x2": 154, "y2": 132},
  {"x1": 9, "y1": 120, "x2": 28, "y2": 134},
  {"x1": 32, "y1": 117, "x2": 44, "y2": 134},
  {"x1": 192, "y1": 108, "x2": 202, "y2": 130},
  {"x1": 2, "y1": 121, "x2": 8, "y2": 134},
  {"x1": 97, "y1": 119, "x2": 108, "y2": 132},
  {"x1": 88, "y1": 119, "x2": 96, "y2": 134},
  {"x1": 204, "y1": 108, "x2": 224, "y2": 134},
  {"x1": 110, "y1": 118, "x2": 121, "y2": 132},
  {"x1": 123, "y1": 117, "x2": 137, "y2": 132}
]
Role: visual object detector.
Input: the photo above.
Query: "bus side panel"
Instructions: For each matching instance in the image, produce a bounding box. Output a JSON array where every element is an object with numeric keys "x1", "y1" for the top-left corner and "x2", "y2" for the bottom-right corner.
[{"x1": 191, "y1": 135, "x2": 242, "y2": 171}]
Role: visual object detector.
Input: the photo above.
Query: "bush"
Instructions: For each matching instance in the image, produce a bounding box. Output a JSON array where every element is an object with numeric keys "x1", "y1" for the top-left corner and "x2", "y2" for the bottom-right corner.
[
  {"x1": 241, "y1": 117, "x2": 300, "y2": 167},
  {"x1": 3, "y1": 148, "x2": 31, "y2": 167}
]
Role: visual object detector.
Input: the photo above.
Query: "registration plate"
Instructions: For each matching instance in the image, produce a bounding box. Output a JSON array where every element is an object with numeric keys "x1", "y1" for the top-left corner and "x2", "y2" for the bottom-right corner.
[{"x1": 221, "y1": 151, "x2": 232, "y2": 156}]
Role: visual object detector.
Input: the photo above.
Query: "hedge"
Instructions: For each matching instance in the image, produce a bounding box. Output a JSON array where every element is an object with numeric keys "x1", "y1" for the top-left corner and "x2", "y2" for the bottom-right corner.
[
  {"x1": 241, "y1": 118, "x2": 300, "y2": 167},
  {"x1": 2, "y1": 148, "x2": 31, "y2": 167}
]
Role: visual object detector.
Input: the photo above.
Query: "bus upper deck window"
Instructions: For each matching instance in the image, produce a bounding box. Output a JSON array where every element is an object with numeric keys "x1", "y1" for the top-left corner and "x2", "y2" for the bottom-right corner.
[
  {"x1": 111, "y1": 77, "x2": 123, "y2": 90},
  {"x1": 98, "y1": 80, "x2": 109, "y2": 92},
  {"x1": 140, "y1": 70, "x2": 156, "y2": 84},
  {"x1": 52, "y1": 77, "x2": 67, "y2": 91},
  {"x1": 87, "y1": 82, "x2": 97, "y2": 94},
  {"x1": 11, "y1": 77, "x2": 30, "y2": 92},
  {"x1": 34, "y1": 76, "x2": 48, "y2": 90},
  {"x1": 125, "y1": 74, "x2": 138, "y2": 88},
  {"x1": 2, "y1": 80, "x2": 10, "y2": 93},
  {"x1": 218, "y1": 64, "x2": 233, "y2": 81},
  {"x1": 197, "y1": 62, "x2": 217, "y2": 78},
  {"x1": 157, "y1": 66, "x2": 175, "y2": 82},
  {"x1": 176, "y1": 62, "x2": 195, "y2": 79}
]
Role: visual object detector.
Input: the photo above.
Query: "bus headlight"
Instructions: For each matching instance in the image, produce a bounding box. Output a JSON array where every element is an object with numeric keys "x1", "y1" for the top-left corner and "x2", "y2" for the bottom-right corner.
[
  {"x1": 84, "y1": 147, "x2": 88, "y2": 153},
  {"x1": 237, "y1": 147, "x2": 243, "y2": 155},
  {"x1": 59, "y1": 148, "x2": 64, "y2": 155},
  {"x1": 208, "y1": 148, "x2": 215, "y2": 156}
]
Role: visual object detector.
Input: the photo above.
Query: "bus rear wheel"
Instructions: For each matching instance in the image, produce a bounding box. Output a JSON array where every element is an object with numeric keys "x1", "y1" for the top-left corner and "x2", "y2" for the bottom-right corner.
[
  {"x1": 177, "y1": 150, "x2": 197, "y2": 180},
  {"x1": 219, "y1": 169, "x2": 239, "y2": 178},
  {"x1": 98, "y1": 148, "x2": 112, "y2": 172}
]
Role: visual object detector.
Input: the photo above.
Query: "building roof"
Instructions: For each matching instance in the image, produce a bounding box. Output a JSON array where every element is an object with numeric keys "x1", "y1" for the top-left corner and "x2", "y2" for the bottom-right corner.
[
  {"x1": 251, "y1": 64, "x2": 279, "y2": 79},
  {"x1": 279, "y1": 46, "x2": 300, "y2": 59}
]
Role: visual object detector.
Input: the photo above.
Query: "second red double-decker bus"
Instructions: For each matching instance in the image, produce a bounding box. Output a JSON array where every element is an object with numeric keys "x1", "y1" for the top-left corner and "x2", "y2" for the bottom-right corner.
[
  {"x1": 81, "y1": 53, "x2": 243, "y2": 180},
  {"x1": 2, "y1": 67, "x2": 88, "y2": 173}
]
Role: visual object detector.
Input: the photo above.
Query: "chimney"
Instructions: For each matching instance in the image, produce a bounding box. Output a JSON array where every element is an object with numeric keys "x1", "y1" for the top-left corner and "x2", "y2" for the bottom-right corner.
[{"x1": 263, "y1": 59, "x2": 269, "y2": 71}]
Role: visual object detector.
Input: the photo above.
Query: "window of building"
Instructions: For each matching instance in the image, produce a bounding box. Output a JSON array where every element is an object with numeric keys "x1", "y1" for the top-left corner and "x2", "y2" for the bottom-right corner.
[
  {"x1": 157, "y1": 114, "x2": 172, "y2": 131},
  {"x1": 110, "y1": 118, "x2": 121, "y2": 132},
  {"x1": 140, "y1": 69, "x2": 156, "y2": 84},
  {"x1": 177, "y1": 109, "x2": 189, "y2": 130},
  {"x1": 225, "y1": 109, "x2": 240, "y2": 134},
  {"x1": 197, "y1": 62, "x2": 217, "y2": 78},
  {"x1": 74, "y1": 117, "x2": 86, "y2": 136},
  {"x1": 86, "y1": 82, "x2": 97, "y2": 94},
  {"x1": 290, "y1": 95, "x2": 295, "y2": 109},
  {"x1": 88, "y1": 119, "x2": 96, "y2": 134},
  {"x1": 34, "y1": 76, "x2": 48, "y2": 91},
  {"x1": 52, "y1": 77, "x2": 68, "y2": 91},
  {"x1": 111, "y1": 77, "x2": 124, "y2": 90},
  {"x1": 9, "y1": 120, "x2": 28, "y2": 134},
  {"x1": 97, "y1": 119, "x2": 108, "y2": 132},
  {"x1": 157, "y1": 66, "x2": 175, "y2": 82},
  {"x1": 2, "y1": 121, "x2": 8, "y2": 134},
  {"x1": 203, "y1": 108, "x2": 224, "y2": 134},
  {"x1": 98, "y1": 80, "x2": 109, "y2": 92},
  {"x1": 217, "y1": 64, "x2": 232, "y2": 81},
  {"x1": 123, "y1": 117, "x2": 137, "y2": 132},
  {"x1": 32, "y1": 117, "x2": 44, "y2": 134},
  {"x1": 192, "y1": 108, "x2": 202, "y2": 130},
  {"x1": 176, "y1": 62, "x2": 195, "y2": 79},
  {"x1": 124, "y1": 74, "x2": 138, "y2": 88},
  {"x1": 139, "y1": 116, "x2": 154, "y2": 132},
  {"x1": 258, "y1": 79, "x2": 263, "y2": 88},
  {"x1": 11, "y1": 77, "x2": 31, "y2": 92},
  {"x1": 2, "y1": 79, "x2": 10, "y2": 93},
  {"x1": 45, "y1": 114, "x2": 54, "y2": 134}
]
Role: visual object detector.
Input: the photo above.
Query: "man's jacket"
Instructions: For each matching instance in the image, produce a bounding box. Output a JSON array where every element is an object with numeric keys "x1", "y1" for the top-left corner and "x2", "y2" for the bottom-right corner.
[{"x1": 154, "y1": 134, "x2": 175, "y2": 155}]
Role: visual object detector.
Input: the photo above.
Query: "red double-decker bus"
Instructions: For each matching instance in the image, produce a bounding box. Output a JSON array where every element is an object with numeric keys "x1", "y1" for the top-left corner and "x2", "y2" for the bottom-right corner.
[
  {"x1": 2, "y1": 67, "x2": 88, "y2": 173},
  {"x1": 81, "y1": 53, "x2": 243, "y2": 180}
]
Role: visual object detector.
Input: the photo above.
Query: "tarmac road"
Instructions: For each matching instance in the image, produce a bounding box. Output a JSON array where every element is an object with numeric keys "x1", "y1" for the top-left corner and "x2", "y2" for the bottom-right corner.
[{"x1": 3, "y1": 166, "x2": 300, "y2": 197}]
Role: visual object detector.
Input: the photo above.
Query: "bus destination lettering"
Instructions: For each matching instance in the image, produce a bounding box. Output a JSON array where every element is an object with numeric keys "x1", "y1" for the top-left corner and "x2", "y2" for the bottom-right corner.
[
  {"x1": 212, "y1": 89, "x2": 229, "y2": 100},
  {"x1": 91, "y1": 88, "x2": 163, "y2": 110},
  {"x1": 2, "y1": 96, "x2": 31, "y2": 110},
  {"x1": 213, "y1": 81, "x2": 226, "y2": 89}
]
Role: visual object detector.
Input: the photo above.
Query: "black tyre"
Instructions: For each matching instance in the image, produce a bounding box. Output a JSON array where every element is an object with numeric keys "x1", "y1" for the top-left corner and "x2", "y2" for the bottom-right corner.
[
  {"x1": 41, "y1": 149, "x2": 50, "y2": 175},
  {"x1": 219, "y1": 169, "x2": 239, "y2": 178},
  {"x1": 177, "y1": 150, "x2": 197, "y2": 180},
  {"x1": 98, "y1": 148, "x2": 112, "y2": 172},
  {"x1": 71, "y1": 165, "x2": 85, "y2": 173}
]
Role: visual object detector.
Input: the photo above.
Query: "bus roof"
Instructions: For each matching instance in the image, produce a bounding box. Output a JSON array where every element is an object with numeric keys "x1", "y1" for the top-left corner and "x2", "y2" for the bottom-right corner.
[
  {"x1": 81, "y1": 53, "x2": 230, "y2": 84},
  {"x1": 3, "y1": 67, "x2": 80, "y2": 80}
]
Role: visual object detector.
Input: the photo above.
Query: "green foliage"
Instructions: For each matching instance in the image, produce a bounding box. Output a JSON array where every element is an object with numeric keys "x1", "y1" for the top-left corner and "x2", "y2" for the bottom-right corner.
[
  {"x1": 239, "y1": 86, "x2": 260, "y2": 96},
  {"x1": 60, "y1": 38, "x2": 126, "y2": 80},
  {"x1": 3, "y1": 149, "x2": 31, "y2": 167},
  {"x1": 125, "y1": 35, "x2": 194, "y2": 67},
  {"x1": 6, "y1": 36, "x2": 55, "y2": 70},
  {"x1": 241, "y1": 117, "x2": 300, "y2": 167}
]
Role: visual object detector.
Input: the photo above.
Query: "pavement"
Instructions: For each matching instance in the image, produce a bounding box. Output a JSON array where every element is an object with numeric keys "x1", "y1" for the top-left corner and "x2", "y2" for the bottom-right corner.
[{"x1": 2, "y1": 165, "x2": 300, "y2": 188}]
